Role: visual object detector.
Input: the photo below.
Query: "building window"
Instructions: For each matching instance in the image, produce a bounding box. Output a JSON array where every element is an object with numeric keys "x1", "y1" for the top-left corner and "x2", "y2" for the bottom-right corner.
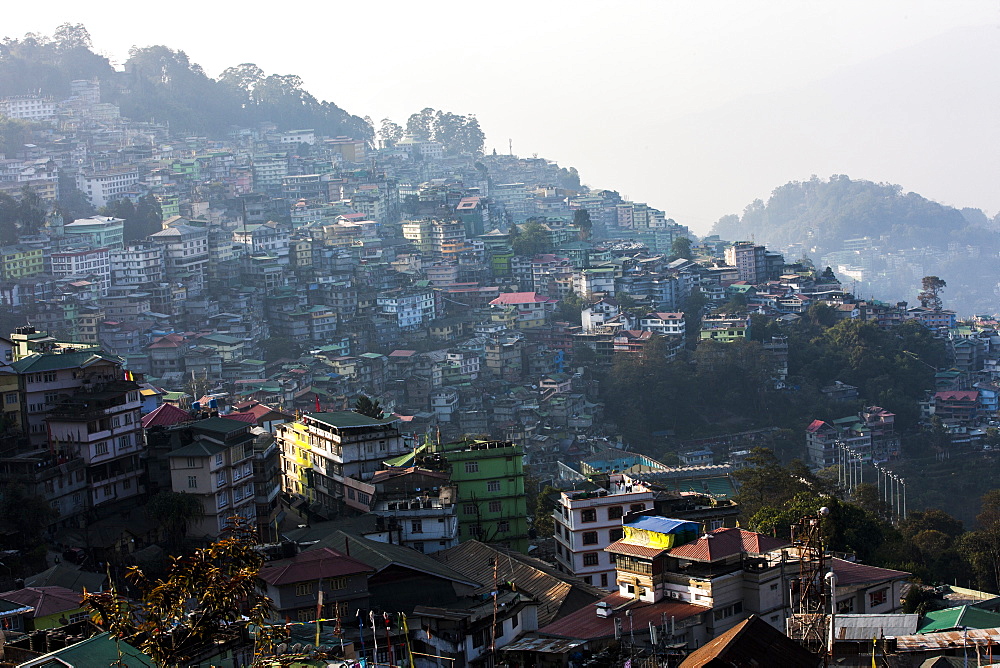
[
  {"x1": 869, "y1": 588, "x2": 888, "y2": 608},
  {"x1": 488, "y1": 500, "x2": 502, "y2": 513},
  {"x1": 463, "y1": 503, "x2": 477, "y2": 516},
  {"x1": 581, "y1": 508, "x2": 597, "y2": 523},
  {"x1": 630, "y1": 503, "x2": 646, "y2": 512},
  {"x1": 95, "y1": 442, "x2": 109, "y2": 456},
  {"x1": 498, "y1": 521, "x2": 509, "y2": 533},
  {"x1": 216, "y1": 454, "x2": 224, "y2": 466},
  {"x1": 328, "y1": 577, "x2": 347, "y2": 590},
  {"x1": 601, "y1": 573, "x2": 609, "y2": 588},
  {"x1": 187, "y1": 457, "x2": 198, "y2": 468},
  {"x1": 188, "y1": 476, "x2": 197, "y2": 489},
  {"x1": 583, "y1": 576, "x2": 592, "y2": 585},
  {"x1": 411, "y1": 520, "x2": 423, "y2": 534},
  {"x1": 713, "y1": 602, "x2": 743, "y2": 621},
  {"x1": 487, "y1": 480, "x2": 501, "y2": 492},
  {"x1": 583, "y1": 552, "x2": 600, "y2": 566},
  {"x1": 609, "y1": 528, "x2": 624, "y2": 542},
  {"x1": 413, "y1": 542, "x2": 424, "y2": 553},
  {"x1": 295, "y1": 582, "x2": 313, "y2": 597},
  {"x1": 464, "y1": 461, "x2": 479, "y2": 473},
  {"x1": 297, "y1": 608, "x2": 312, "y2": 622},
  {"x1": 582, "y1": 531, "x2": 599, "y2": 545},
  {"x1": 607, "y1": 506, "x2": 623, "y2": 520}
]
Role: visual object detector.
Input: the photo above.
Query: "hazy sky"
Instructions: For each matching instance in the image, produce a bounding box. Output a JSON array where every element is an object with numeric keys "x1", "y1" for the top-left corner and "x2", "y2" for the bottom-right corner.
[{"x1": 4, "y1": 1, "x2": 999, "y2": 233}]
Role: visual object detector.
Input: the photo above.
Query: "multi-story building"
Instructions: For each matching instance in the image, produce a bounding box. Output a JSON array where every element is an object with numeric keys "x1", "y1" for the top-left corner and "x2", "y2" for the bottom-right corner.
[
  {"x1": 552, "y1": 474, "x2": 656, "y2": 589},
  {"x1": 109, "y1": 243, "x2": 164, "y2": 286},
  {"x1": 149, "y1": 220, "x2": 209, "y2": 297},
  {"x1": 276, "y1": 411, "x2": 409, "y2": 515},
  {"x1": 370, "y1": 468, "x2": 459, "y2": 554},
  {"x1": 168, "y1": 417, "x2": 257, "y2": 538},
  {"x1": 46, "y1": 380, "x2": 145, "y2": 509},
  {"x1": 258, "y1": 547, "x2": 372, "y2": 623},
  {"x1": 63, "y1": 216, "x2": 125, "y2": 251},
  {"x1": 50, "y1": 247, "x2": 111, "y2": 295},
  {"x1": 639, "y1": 312, "x2": 686, "y2": 337},
  {"x1": 439, "y1": 439, "x2": 529, "y2": 553},
  {"x1": 0, "y1": 245, "x2": 44, "y2": 281},
  {"x1": 488, "y1": 292, "x2": 554, "y2": 329},
  {"x1": 76, "y1": 168, "x2": 141, "y2": 208},
  {"x1": 377, "y1": 288, "x2": 437, "y2": 331},
  {"x1": 0, "y1": 95, "x2": 56, "y2": 121},
  {"x1": 9, "y1": 348, "x2": 124, "y2": 448}
]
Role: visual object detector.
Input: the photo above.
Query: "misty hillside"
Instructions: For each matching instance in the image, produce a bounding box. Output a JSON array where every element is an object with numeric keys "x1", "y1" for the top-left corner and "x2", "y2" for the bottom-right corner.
[
  {"x1": 711, "y1": 175, "x2": 999, "y2": 257},
  {"x1": 0, "y1": 24, "x2": 371, "y2": 138}
]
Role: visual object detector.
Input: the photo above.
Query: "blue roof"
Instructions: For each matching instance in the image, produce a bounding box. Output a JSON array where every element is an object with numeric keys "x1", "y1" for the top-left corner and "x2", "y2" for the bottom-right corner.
[{"x1": 625, "y1": 516, "x2": 699, "y2": 535}]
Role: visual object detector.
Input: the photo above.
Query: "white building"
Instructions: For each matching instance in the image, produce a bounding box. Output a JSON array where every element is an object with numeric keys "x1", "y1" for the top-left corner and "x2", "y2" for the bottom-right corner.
[
  {"x1": 0, "y1": 95, "x2": 56, "y2": 121},
  {"x1": 377, "y1": 289, "x2": 437, "y2": 330},
  {"x1": 639, "y1": 312, "x2": 686, "y2": 337},
  {"x1": 280, "y1": 129, "x2": 316, "y2": 146},
  {"x1": 76, "y1": 169, "x2": 141, "y2": 207},
  {"x1": 149, "y1": 220, "x2": 209, "y2": 297},
  {"x1": 51, "y1": 247, "x2": 111, "y2": 295},
  {"x1": 552, "y1": 474, "x2": 656, "y2": 589},
  {"x1": 110, "y1": 243, "x2": 165, "y2": 286}
]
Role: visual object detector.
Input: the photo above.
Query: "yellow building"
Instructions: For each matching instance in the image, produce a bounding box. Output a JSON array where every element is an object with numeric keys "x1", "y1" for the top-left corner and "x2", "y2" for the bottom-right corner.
[
  {"x1": 276, "y1": 420, "x2": 313, "y2": 502},
  {"x1": 0, "y1": 245, "x2": 44, "y2": 280},
  {"x1": 0, "y1": 366, "x2": 22, "y2": 436}
]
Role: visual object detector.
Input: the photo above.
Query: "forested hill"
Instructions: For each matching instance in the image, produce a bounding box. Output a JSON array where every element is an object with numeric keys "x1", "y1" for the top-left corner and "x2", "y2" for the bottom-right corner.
[
  {"x1": 0, "y1": 24, "x2": 371, "y2": 139},
  {"x1": 711, "y1": 175, "x2": 1000, "y2": 258}
]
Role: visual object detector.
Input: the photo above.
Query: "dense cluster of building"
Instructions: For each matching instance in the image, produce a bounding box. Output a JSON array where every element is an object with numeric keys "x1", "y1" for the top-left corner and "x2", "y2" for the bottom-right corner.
[{"x1": 2, "y1": 85, "x2": 996, "y2": 667}]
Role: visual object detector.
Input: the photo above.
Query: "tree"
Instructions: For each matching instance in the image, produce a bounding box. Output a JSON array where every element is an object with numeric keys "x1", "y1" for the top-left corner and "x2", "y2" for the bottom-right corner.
[
  {"x1": 670, "y1": 236, "x2": 692, "y2": 260},
  {"x1": 405, "y1": 107, "x2": 436, "y2": 140},
  {"x1": 0, "y1": 484, "x2": 57, "y2": 548},
  {"x1": 354, "y1": 395, "x2": 383, "y2": 419},
  {"x1": 260, "y1": 337, "x2": 303, "y2": 362},
  {"x1": 963, "y1": 490, "x2": 1000, "y2": 591},
  {"x1": 573, "y1": 209, "x2": 593, "y2": 241},
  {"x1": 146, "y1": 491, "x2": 204, "y2": 549},
  {"x1": 918, "y1": 276, "x2": 947, "y2": 310},
  {"x1": 378, "y1": 118, "x2": 403, "y2": 147},
  {"x1": 83, "y1": 521, "x2": 290, "y2": 667},
  {"x1": 511, "y1": 220, "x2": 552, "y2": 257}
]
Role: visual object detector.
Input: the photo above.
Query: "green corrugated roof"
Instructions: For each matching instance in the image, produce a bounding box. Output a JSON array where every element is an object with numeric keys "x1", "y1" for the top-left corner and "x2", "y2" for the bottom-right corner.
[
  {"x1": 384, "y1": 441, "x2": 427, "y2": 468},
  {"x1": 167, "y1": 440, "x2": 226, "y2": 458},
  {"x1": 27, "y1": 632, "x2": 155, "y2": 667},
  {"x1": 918, "y1": 605, "x2": 1000, "y2": 633},
  {"x1": 191, "y1": 416, "x2": 250, "y2": 435},
  {"x1": 9, "y1": 350, "x2": 119, "y2": 373}
]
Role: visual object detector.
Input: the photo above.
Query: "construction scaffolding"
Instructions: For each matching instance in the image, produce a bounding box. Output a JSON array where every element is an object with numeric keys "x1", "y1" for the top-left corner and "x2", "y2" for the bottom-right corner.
[{"x1": 786, "y1": 512, "x2": 829, "y2": 654}]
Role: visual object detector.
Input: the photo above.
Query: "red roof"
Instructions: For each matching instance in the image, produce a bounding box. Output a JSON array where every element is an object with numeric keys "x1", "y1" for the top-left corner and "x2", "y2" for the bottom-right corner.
[
  {"x1": 605, "y1": 540, "x2": 668, "y2": 560},
  {"x1": 490, "y1": 292, "x2": 552, "y2": 306},
  {"x1": 147, "y1": 333, "x2": 186, "y2": 349},
  {"x1": 389, "y1": 350, "x2": 417, "y2": 357},
  {"x1": 934, "y1": 390, "x2": 979, "y2": 402},
  {"x1": 806, "y1": 419, "x2": 829, "y2": 433},
  {"x1": 141, "y1": 403, "x2": 192, "y2": 428},
  {"x1": 538, "y1": 593, "x2": 707, "y2": 640},
  {"x1": 0, "y1": 586, "x2": 82, "y2": 618},
  {"x1": 830, "y1": 557, "x2": 909, "y2": 586},
  {"x1": 258, "y1": 547, "x2": 373, "y2": 586},
  {"x1": 667, "y1": 528, "x2": 790, "y2": 562},
  {"x1": 221, "y1": 412, "x2": 257, "y2": 424}
]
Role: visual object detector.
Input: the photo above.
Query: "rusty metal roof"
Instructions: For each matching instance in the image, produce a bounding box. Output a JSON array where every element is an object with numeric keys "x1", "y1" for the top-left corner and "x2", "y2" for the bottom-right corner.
[
  {"x1": 895, "y1": 627, "x2": 1000, "y2": 652},
  {"x1": 501, "y1": 637, "x2": 585, "y2": 654}
]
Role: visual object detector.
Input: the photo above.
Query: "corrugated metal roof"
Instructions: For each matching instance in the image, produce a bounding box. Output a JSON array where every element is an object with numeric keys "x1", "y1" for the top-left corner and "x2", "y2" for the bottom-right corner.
[
  {"x1": 538, "y1": 593, "x2": 707, "y2": 641},
  {"x1": 831, "y1": 557, "x2": 910, "y2": 586},
  {"x1": 667, "y1": 528, "x2": 789, "y2": 562},
  {"x1": 605, "y1": 539, "x2": 667, "y2": 559},
  {"x1": 431, "y1": 540, "x2": 605, "y2": 627},
  {"x1": 835, "y1": 614, "x2": 919, "y2": 640},
  {"x1": 501, "y1": 637, "x2": 584, "y2": 654},
  {"x1": 895, "y1": 627, "x2": 1000, "y2": 651}
]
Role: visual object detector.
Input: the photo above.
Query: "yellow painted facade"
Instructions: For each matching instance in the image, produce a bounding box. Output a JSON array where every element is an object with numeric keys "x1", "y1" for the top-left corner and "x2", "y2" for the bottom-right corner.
[{"x1": 0, "y1": 247, "x2": 44, "y2": 280}]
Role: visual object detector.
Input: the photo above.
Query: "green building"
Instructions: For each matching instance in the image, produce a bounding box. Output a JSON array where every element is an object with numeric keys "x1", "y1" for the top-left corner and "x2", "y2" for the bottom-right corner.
[{"x1": 438, "y1": 440, "x2": 528, "y2": 553}]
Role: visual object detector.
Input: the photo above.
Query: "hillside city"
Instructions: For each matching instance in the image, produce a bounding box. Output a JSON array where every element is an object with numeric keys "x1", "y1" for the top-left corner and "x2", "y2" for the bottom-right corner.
[{"x1": 2, "y1": 68, "x2": 1000, "y2": 668}]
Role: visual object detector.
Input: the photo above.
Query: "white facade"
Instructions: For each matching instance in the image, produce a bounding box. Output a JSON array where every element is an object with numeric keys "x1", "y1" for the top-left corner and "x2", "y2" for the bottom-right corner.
[
  {"x1": 372, "y1": 497, "x2": 459, "y2": 554},
  {"x1": 76, "y1": 169, "x2": 141, "y2": 207},
  {"x1": 639, "y1": 312, "x2": 686, "y2": 337},
  {"x1": 0, "y1": 95, "x2": 56, "y2": 121},
  {"x1": 51, "y1": 247, "x2": 111, "y2": 295},
  {"x1": 377, "y1": 290, "x2": 436, "y2": 330},
  {"x1": 110, "y1": 243, "x2": 165, "y2": 286},
  {"x1": 552, "y1": 474, "x2": 655, "y2": 589}
]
